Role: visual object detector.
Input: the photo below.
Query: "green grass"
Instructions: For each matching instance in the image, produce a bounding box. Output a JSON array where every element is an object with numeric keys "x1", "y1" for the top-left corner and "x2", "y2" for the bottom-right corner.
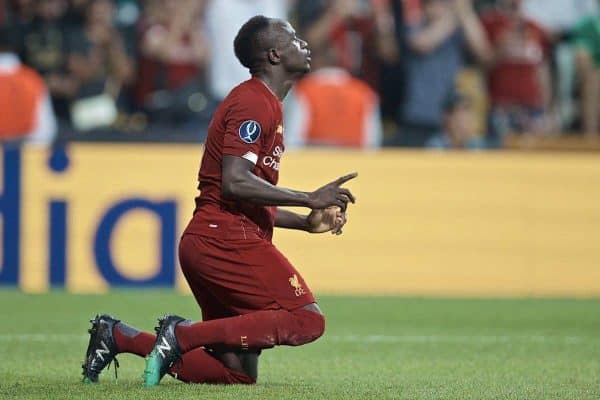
[{"x1": 1, "y1": 290, "x2": 599, "y2": 399}]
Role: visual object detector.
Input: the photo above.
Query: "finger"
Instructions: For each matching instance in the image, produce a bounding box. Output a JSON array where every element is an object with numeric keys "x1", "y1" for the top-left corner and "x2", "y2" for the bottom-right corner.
[
  {"x1": 332, "y1": 215, "x2": 345, "y2": 233},
  {"x1": 338, "y1": 188, "x2": 356, "y2": 203},
  {"x1": 333, "y1": 217, "x2": 343, "y2": 229},
  {"x1": 336, "y1": 194, "x2": 351, "y2": 204},
  {"x1": 334, "y1": 172, "x2": 358, "y2": 187},
  {"x1": 336, "y1": 200, "x2": 347, "y2": 211},
  {"x1": 332, "y1": 220, "x2": 342, "y2": 234}
]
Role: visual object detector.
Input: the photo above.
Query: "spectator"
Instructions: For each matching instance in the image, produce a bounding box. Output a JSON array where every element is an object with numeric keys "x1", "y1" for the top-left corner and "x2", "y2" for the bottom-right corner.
[
  {"x1": 0, "y1": 26, "x2": 57, "y2": 146},
  {"x1": 3, "y1": 0, "x2": 37, "y2": 27},
  {"x1": 284, "y1": 52, "x2": 383, "y2": 149},
  {"x1": 522, "y1": 0, "x2": 599, "y2": 131},
  {"x1": 295, "y1": 0, "x2": 392, "y2": 89},
  {"x1": 522, "y1": 0, "x2": 598, "y2": 34},
  {"x1": 375, "y1": 0, "x2": 406, "y2": 124},
  {"x1": 19, "y1": 0, "x2": 77, "y2": 120},
  {"x1": 571, "y1": 13, "x2": 600, "y2": 138},
  {"x1": 135, "y1": 0, "x2": 210, "y2": 125},
  {"x1": 393, "y1": 0, "x2": 491, "y2": 147},
  {"x1": 204, "y1": 0, "x2": 289, "y2": 100},
  {"x1": 66, "y1": 0, "x2": 134, "y2": 130},
  {"x1": 482, "y1": 0, "x2": 553, "y2": 144},
  {"x1": 425, "y1": 91, "x2": 486, "y2": 149}
]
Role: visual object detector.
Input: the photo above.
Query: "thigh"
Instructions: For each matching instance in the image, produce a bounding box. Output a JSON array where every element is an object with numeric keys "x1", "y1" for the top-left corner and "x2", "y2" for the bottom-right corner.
[
  {"x1": 179, "y1": 238, "x2": 236, "y2": 321},
  {"x1": 179, "y1": 234, "x2": 315, "y2": 315},
  {"x1": 186, "y1": 274, "x2": 236, "y2": 321},
  {"x1": 247, "y1": 240, "x2": 316, "y2": 311}
]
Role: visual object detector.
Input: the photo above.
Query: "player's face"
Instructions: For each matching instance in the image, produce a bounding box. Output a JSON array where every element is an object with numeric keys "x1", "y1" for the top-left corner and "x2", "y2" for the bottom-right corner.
[{"x1": 275, "y1": 21, "x2": 311, "y2": 74}]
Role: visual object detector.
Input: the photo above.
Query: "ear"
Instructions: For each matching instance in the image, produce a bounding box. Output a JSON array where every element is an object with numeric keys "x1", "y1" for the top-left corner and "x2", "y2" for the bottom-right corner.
[{"x1": 267, "y1": 48, "x2": 281, "y2": 65}]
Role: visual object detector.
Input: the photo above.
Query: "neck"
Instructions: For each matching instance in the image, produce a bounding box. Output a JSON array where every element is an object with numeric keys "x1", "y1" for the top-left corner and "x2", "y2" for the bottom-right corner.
[{"x1": 254, "y1": 71, "x2": 298, "y2": 101}]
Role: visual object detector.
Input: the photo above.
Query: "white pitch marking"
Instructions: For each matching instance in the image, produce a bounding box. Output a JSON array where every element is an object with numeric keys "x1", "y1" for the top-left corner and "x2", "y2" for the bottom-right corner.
[
  {"x1": 0, "y1": 334, "x2": 86, "y2": 342},
  {"x1": 326, "y1": 334, "x2": 587, "y2": 344}
]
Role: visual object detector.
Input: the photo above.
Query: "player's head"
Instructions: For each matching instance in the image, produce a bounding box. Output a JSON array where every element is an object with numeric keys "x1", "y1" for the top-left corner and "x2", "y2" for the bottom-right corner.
[{"x1": 234, "y1": 15, "x2": 311, "y2": 77}]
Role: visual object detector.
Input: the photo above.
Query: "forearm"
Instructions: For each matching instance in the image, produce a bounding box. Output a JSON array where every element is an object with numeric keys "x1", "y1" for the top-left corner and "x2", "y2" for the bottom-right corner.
[
  {"x1": 457, "y1": 9, "x2": 492, "y2": 65},
  {"x1": 222, "y1": 156, "x2": 356, "y2": 211},
  {"x1": 274, "y1": 208, "x2": 310, "y2": 231},
  {"x1": 223, "y1": 169, "x2": 312, "y2": 208},
  {"x1": 305, "y1": 8, "x2": 338, "y2": 46}
]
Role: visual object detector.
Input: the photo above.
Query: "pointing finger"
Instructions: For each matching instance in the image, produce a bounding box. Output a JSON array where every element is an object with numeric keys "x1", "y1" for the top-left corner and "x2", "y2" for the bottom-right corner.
[{"x1": 334, "y1": 172, "x2": 358, "y2": 186}]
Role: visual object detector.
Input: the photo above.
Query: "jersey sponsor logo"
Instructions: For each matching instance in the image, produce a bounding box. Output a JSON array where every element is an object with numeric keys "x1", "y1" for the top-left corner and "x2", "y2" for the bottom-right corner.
[
  {"x1": 239, "y1": 120, "x2": 261, "y2": 144},
  {"x1": 289, "y1": 274, "x2": 306, "y2": 297},
  {"x1": 262, "y1": 145, "x2": 283, "y2": 171}
]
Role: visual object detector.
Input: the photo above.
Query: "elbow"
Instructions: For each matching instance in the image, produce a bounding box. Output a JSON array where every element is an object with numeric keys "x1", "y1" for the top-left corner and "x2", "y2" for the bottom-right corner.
[
  {"x1": 477, "y1": 48, "x2": 494, "y2": 68},
  {"x1": 221, "y1": 181, "x2": 237, "y2": 200},
  {"x1": 221, "y1": 176, "x2": 247, "y2": 201}
]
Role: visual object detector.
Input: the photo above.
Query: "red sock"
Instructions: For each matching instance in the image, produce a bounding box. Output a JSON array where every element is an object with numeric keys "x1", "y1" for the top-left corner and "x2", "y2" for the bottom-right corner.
[
  {"x1": 113, "y1": 323, "x2": 155, "y2": 357},
  {"x1": 175, "y1": 308, "x2": 325, "y2": 353},
  {"x1": 113, "y1": 322, "x2": 253, "y2": 384},
  {"x1": 170, "y1": 348, "x2": 255, "y2": 384}
]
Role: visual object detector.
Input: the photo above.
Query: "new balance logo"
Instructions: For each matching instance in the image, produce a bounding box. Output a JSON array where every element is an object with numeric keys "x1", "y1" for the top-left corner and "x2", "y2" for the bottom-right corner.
[
  {"x1": 157, "y1": 337, "x2": 171, "y2": 358},
  {"x1": 95, "y1": 341, "x2": 110, "y2": 361}
]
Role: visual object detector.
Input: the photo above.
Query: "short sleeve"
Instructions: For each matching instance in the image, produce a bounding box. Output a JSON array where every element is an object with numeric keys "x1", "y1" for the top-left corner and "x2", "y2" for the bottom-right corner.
[{"x1": 223, "y1": 94, "x2": 271, "y2": 165}]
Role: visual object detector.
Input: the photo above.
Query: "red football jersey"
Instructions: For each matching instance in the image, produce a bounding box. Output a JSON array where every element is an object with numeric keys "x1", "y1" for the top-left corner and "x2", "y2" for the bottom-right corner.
[
  {"x1": 184, "y1": 77, "x2": 285, "y2": 242},
  {"x1": 482, "y1": 12, "x2": 550, "y2": 108}
]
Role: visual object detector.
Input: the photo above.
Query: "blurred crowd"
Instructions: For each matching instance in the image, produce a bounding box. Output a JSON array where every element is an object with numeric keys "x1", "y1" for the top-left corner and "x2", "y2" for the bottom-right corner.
[{"x1": 1, "y1": 0, "x2": 599, "y2": 149}]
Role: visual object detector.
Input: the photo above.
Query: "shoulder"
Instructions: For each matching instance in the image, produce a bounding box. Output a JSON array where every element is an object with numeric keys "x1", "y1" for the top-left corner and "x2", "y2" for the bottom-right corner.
[
  {"x1": 16, "y1": 65, "x2": 46, "y2": 91},
  {"x1": 348, "y1": 76, "x2": 378, "y2": 101},
  {"x1": 228, "y1": 80, "x2": 270, "y2": 105},
  {"x1": 225, "y1": 81, "x2": 275, "y2": 118},
  {"x1": 524, "y1": 18, "x2": 547, "y2": 37}
]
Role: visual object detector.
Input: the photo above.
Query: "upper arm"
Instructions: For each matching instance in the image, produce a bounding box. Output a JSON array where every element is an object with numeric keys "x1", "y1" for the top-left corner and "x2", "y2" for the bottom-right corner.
[
  {"x1": 221, "y1": 93, "x2": 271, "y2": 191},
  {"x1": 223, "y1": 95, "x2": 271, "y2": 165},
  {"x1": 222, "y1": 154, "x2": 255, "y2": 189}
]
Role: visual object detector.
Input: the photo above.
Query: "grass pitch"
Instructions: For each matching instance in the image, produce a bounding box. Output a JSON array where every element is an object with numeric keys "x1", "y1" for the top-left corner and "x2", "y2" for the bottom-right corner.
[{"x1": 1, "y1": 290, "x2": 599, "y2": 399}]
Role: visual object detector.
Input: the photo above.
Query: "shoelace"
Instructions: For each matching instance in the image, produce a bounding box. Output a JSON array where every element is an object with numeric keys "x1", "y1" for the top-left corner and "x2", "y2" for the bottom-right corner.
[
  {"x1": 82, "y1": 317, "x2": 120, "y2": 382},
  {"x1": 106, "y1": 357, "x2": 120, "y2": 380}
]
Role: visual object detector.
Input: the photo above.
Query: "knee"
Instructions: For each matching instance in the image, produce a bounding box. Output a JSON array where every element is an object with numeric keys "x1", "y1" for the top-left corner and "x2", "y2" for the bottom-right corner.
[
  {"x1": 309, "y1": 311, "x2": 326, "y2": 341},
  {"x1": 288, "y1": 308, "x2": 325, "y2": 346}
]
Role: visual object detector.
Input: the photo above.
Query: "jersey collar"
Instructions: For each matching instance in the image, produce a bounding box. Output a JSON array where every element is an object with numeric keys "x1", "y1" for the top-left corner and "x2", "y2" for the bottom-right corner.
[{"x1": 252, "y1": 77, "x2": 282, "y2": 103}]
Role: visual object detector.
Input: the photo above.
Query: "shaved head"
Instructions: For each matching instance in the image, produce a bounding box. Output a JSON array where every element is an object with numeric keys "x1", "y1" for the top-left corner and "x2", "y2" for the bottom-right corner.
[
  {"x1": 234, "y1": 15, "x2": 273, "y2": 73},
  {"x1": 234, "y1": 16, "x2": 311, "y2": 79}
]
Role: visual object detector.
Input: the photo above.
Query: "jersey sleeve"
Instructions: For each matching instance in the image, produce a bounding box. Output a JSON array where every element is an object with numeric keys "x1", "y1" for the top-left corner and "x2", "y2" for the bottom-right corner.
[{"x1": 223, "y1": 94, "x2": 271, "y2": 165}]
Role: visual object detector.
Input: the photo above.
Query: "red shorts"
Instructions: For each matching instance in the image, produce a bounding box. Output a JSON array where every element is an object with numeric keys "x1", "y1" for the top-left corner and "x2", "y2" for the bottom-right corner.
[{"x1": 178, "y1": 233, "x2": 315, "y2": 321}]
